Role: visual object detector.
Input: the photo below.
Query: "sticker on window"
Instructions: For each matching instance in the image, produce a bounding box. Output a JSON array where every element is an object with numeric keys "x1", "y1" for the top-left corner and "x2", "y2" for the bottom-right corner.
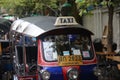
[
  {"x1": 73, "y1": 49, "x2": 81, "y2": 55},
  {"x1": 45, "y1": 50, "x2": 53, "y2": 60},
  {"x1": 43, "y1": 42, "x2": 57, "y2": 61},
  {"x1": 53, "y1": 51, "x2": 57, "y2": 60},
  {"x1": 63, "y1": 51, "x2": 70, "y2": 56},
  {"x1": 82, "y1": 51, "x2": 90, "y2": 58}
]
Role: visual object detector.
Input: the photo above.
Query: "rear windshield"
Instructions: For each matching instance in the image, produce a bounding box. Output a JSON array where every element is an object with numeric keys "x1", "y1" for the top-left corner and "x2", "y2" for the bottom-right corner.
[{"x1": 42, "y1": 34, "x2": 94, "y2": 62}]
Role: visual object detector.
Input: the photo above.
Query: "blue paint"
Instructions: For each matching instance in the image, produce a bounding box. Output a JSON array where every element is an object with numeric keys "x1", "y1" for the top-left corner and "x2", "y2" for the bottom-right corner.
[
  {"x1": 39, "y1": 64, "x2": 98, "y2": 80},
  {"x1": 79, "y1": 64, "x2": 98, "y2": 80}
]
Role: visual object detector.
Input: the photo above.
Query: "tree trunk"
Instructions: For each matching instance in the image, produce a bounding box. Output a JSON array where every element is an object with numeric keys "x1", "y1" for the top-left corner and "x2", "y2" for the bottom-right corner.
[
  {"x1": 68, "y1": 0, "x2": 83, "y2": 25},
  {"x1": 107, "y1": 5, "x2": 114, "y2": 52}
]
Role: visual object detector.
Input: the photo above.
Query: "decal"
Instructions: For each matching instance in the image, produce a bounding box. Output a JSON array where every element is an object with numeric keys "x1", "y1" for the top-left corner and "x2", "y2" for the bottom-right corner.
[
  {"x1": 82, "y1": 51, "x2": 90, "y2": 58},
  {"x1": 43, "y1": 42, "x2": 57, "y2": 60},
  {"x1": 73, "y1": 49, "x2": 81, "y2": 55},
  {"x1": 63, "y1": 51, "x2": 70, "y2": 56},
  {"x1": 53, "y1": 51, "x2": 57, "y2": 60}
]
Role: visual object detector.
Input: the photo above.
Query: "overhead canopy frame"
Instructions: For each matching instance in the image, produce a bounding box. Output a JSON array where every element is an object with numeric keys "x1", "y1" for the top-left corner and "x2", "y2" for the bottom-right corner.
[
  {"x1": 11, "y1": 16, "x2": 57, "y2": 37},
  {"x1": 11, "y1": 19, "x2": 45, "y2": 37}
]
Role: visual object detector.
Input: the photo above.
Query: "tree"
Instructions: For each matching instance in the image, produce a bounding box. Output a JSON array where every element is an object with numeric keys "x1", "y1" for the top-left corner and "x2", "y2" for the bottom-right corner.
[
  {"x1": 60, "y1": 0, "x2": 83, "y2": 24},
  {"x1": 0, "y1": 0, "x2": 58, "y2": 17},
  {"x1": 75, "y1": 0, "x2": 120, "y2": 52},
  {"x1": 0, "y1": 0, "x2": 83, "y2": 24}
]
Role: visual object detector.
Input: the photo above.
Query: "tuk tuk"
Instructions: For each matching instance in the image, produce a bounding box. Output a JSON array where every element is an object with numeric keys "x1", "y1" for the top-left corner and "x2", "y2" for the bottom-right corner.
[
  {"x1": 36, "y1": 16, "x2": 98, "y2": 80},
  {"x1": 11, "y1": 16, "x2": 98, "y2": 80},
  {"x1": 0, "y1": 18, "x2": 14, "y2": 80},
  {"x1": 12, "y1": 34, "x2": 38, "y2": 80},
  {"x1": 11, "y1": 20, "x2": 39, "y2": 80},
  {"x1": 0, "y1": 40, "x2": 13, "y2": 80}
]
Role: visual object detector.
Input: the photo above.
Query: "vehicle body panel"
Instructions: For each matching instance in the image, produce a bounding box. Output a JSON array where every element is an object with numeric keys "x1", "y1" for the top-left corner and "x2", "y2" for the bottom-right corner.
[{"x1": 37, "y1": 27, "x2": 98, "y2": 80}]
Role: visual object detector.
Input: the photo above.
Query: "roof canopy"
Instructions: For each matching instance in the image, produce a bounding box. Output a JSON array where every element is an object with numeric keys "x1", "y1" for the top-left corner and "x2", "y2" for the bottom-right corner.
[
  {"x1": 11, "y1": 16, "x2": 93, "y2": 37},
  {"x1": 11, "y1": 16, "x2": 57, "y2": 37},
  {"x1": 11, "y1": 19, "x2": 45, "y2": 37}
]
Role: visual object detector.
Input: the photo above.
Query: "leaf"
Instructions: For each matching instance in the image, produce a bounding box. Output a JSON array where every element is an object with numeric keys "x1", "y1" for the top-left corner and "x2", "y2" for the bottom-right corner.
[
  {"x1": 101, "y1": 1, "x2": 107, "y2": 6},
  {"x1": 83, "y1": 9, "x2": 87, "y2": 14},
  {"x1": 79, "y1": 11, "x2": 83, "y2": 16},
  {"x1": 75, "y1": 0, "x2": 83, "y2": 3}
]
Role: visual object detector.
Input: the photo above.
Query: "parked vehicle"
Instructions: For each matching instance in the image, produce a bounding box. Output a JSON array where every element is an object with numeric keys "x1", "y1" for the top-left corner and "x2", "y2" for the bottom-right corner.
[
  {"x1": 11, "y1": 34, "x2": 38, "y2": 80},
  {"x1": 11, "y1": 16, "x2": 98, "y2": 80},
  {"x1": 13, "y1": 44, "x2": 38, "y2": 80},
  {"x1": 36, "y1": 17, "x2": 98, "y2": 80},
  {"x1": 11, "y1": 16, "x2": 44, "y2": 80},
  {"x1": 0, "y1": 40, "x2": 13, "y2": 80}
]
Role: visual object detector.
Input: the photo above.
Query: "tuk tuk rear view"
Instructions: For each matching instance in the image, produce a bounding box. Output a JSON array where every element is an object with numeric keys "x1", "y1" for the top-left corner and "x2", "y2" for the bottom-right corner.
[{"x1": 37, "y1": 16, "x2": 98, "y2": 80}]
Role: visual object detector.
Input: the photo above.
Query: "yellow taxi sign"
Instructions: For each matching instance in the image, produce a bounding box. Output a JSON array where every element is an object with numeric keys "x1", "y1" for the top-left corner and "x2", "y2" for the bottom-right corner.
[{"x1": 54, "y1": 16, "x2": 78, "y2": 26}]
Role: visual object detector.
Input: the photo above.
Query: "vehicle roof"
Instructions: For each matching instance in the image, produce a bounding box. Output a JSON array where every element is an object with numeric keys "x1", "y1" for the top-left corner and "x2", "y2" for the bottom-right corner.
[
  {"x1": 11, "y1": 16, "x2": 56, "y2": 37},
  {"x1": 37, "y1": 26, "x2": 94, "y2": 39},
  {"x1": 22, "y1": 16, "x2": 56, "y2": 31},
  {"x1": 22, "y1": 16, "x2": 94, "y2": 37},
  {"x1": 11, "y1": 16, "x2": 93, "y2": 38}
]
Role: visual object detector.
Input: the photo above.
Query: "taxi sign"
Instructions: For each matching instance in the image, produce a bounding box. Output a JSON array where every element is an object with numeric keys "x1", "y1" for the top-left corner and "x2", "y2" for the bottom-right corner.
[{"x1": 54, "y1": 16, "x2": 78, "y2": 26}]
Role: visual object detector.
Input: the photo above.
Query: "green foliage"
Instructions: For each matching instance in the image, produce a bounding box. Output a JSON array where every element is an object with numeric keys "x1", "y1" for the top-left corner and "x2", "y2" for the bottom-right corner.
[
  {"x1": 0, "y1": 0, "x2": 58, "y2": 17},
  {"x1": 75, "y1": 0, "x2": 97, "y2": 16},
  {"x1": 75, "y1": 0, "x2": 120, "y2": 16},
  {"x1": 36, "y1": 0, "x2": 57, "y2": 8}
]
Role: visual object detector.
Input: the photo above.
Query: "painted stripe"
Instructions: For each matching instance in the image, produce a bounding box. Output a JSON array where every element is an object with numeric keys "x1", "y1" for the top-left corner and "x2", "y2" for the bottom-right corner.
[{"x1": 62, "y1": 66, "x2": 80, "y2": 80}]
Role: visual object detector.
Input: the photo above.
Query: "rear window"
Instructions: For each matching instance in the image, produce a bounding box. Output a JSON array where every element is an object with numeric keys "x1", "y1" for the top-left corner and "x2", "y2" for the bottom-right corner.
[{"x1": 42, "y1": 34, "x2": 94, "y2": 62}]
